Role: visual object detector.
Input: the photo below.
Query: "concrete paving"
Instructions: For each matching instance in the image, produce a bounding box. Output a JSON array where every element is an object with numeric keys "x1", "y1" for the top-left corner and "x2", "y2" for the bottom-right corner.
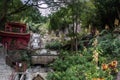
[
  {"x1": 0, "y1": 48, "x2": 14, "y2": 80},
  {"x1": 116, "y1": 72, "x2": 120, "y2": 80},
  {"x1": 25, "y1": 66, "x2": 48, "y2": 80}
]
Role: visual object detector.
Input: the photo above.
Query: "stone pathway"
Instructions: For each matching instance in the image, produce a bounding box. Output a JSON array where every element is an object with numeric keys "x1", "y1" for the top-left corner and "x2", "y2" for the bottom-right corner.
[
  {"x1": 116, "y1": 72, "x2": 120, "y2": 80},
  {"x1": 0, "y1": 48, "x2": 14, "y2": 80},
  {"x1": 25, "y1": 66, "x2": 48, "y2": 80}
]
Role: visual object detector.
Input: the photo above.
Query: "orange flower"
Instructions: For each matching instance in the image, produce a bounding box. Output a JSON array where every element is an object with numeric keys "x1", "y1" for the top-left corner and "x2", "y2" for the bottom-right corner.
[
  {"x1": 102, "y1": 64, "x2": 108, "y2": 71},
  {"x1": 99, "y1": 78, "x2": 104, "y2": 80},
  {"x1": 92, "y1": 78, "x2": 104, "y2": 80},
  {"x1": 92, "y1": 78, "x2": 97, "y2": 80},
  {"x1": 92, "y1": 78, "x2": 98, "y2": 80},
  {"x1": 109, "y1": 60, "x2": 118, "y2": 68}
]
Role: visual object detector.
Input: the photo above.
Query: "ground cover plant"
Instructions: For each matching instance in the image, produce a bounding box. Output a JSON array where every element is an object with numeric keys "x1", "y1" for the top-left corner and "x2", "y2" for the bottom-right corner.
[{"x1": 47, "y1": 30, "x2": 120, "y2": 80}]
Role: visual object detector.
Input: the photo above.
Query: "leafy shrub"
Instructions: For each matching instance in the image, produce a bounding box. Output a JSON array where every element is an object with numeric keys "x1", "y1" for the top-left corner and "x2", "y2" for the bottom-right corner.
[
  {"x1": 51, "y1": 55, "x2": 87, "y2": 71},
  {"x1": 45, "y1": 40, "x2": 62, "y2": 50},
  {"x1": 97, "y1": 33, "x2": 120, "y2": 57},
  {"x1": 47, "y1": 31, "x2": 119, "y2": 80},
  {"x1": 47, "y1": 51, "x2": 114, "y2": 80}
]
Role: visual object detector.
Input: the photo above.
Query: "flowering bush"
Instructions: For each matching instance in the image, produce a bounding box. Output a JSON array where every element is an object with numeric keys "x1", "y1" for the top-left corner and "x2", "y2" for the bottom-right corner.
[
  {"x1": 47, "y1": 51, "x2": 115, "y2": 80},
  {"x1": 47, "y1": 30, "x2": 120, "y2": 80}
]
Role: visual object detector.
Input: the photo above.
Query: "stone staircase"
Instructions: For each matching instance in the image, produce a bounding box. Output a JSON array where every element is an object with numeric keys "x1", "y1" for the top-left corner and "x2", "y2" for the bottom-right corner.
[{"x1": 0, "y1": 48, "x2": 14, "y2": 80}]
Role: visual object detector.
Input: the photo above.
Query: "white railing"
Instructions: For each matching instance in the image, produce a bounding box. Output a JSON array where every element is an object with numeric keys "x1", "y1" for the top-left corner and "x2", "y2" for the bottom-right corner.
[
  {"x1": 9, "y1": 71, "x2": 17, "y2": 80},
  {"x1": 20, "y1": 70, "x2": 28, "y2": 80},
  {"x1": 20, "y1": 73, "x2": 26, "y2": 80}
]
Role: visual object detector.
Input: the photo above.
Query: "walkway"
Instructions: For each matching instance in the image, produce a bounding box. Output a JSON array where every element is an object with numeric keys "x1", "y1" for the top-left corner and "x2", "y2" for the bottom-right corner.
[
  {"x1": 0, "y1": 47, "x2": 14, "y2": 80},
  {"x1": 25, "y1": 66, "x2": 48, "y2": 80},
  {"x1": 116, "y1": 72, "x2": 120, "y2": 80}
]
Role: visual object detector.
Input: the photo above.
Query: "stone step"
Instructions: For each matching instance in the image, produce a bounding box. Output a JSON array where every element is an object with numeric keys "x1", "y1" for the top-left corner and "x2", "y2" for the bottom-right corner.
[
  {"x1": 0, "y1": 70, "x2": 12, "y2": 73},
  {"x1": 0, "y1": 76, "x2": 10, "y2": 80},
  {"x1": 0, "y1": 54, "x2": 13, "y2": 80},
  {"x1": 0, "y1": 48, "x2": 14, "y2": 80},
  {"x1": 0, "y1": 63, "x2": 6, "y2": 65},
  {"x1": 0, "y1": 58, "x2": 5, "y2": 60},
  {"x1": 0, "y1": 74, "x2": 11, "y2": 76},
  {"x1": 0, "y1": 68, "x2": 9, "y2": 70},
  {"x1": 0, "y1": 74, "x2": 12, "y2": 80}
]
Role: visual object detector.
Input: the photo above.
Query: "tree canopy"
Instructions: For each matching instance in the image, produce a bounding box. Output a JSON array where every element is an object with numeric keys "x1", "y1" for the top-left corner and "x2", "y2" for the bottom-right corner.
[
  {"x1": 93, "y1": 0, "x2": 120, "y2": 29},
  {"x1": 0, "y1": 0, "x2": 48, "y2": 30},
  {"x1": 0, "y1": 0, "x2": 119, "y2": 31},
  {"x1": 49, "y1": 0, "x2": 120, "y2": 31}
]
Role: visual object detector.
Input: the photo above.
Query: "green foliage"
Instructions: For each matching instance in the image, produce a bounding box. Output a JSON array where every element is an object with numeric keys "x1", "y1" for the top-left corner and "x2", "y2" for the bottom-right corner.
[
  {"x1": 0, "y1": 0, "x2": 48, "y2": 30},
  {"x1": 93, "y1": 0, "x2": 120, "y2": 29},
  {"x1": 47, "y1": 30, "x2": 120, "y2": 80},
  {"x1": 8, "y1": 50, "x2": 30, "y2": 61},
  {"x1": 26, "y1": 21, "x2": 41, "y2": 33},
  {"x1": 49, "y1": 7, "x2": 72, "y2": 31},
  {"x1": 7, "y1": 50, "x2": 30, "y2": 67},
  {"x1": 47, "y1": 51, "x2": 114, "y2": 80},
  {"x1": 49, "y1": 0, "x2": 86, "y2": 31},
  {"x1": 19, "y1": 7, "x2": 48, "y2": 24},
  {"x1": 45, "y1": 40, "x2": 62, "y2": 50},
  {"x1": 51, "y1": 55, "x2": 87, "y2": 71},
  {"x1": 97, "y1": 32, "x2": 120, "y2": 57},
  {"x1": 80, "y1": 0, "x2": 97, "y2": 28}
]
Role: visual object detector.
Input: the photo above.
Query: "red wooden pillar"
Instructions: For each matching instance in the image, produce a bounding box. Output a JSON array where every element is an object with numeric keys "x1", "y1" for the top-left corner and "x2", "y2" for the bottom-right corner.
[
  {"x1": 15, "y1": 62, "x2": 19, "y2": 72},
  {"x1": 23, "y1": 62, "x2": 27, "y2": 72}
]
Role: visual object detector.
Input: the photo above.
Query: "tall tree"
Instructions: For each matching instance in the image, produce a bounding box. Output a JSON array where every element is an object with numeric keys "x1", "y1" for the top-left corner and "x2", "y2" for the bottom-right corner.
[
  {"x1": 0, "y1": 0, "x2": 49, "y2": 30},
  {"x1": 93, "y1": 0, "x2": 120, "y2": 29},
  {"x1": 49, "y1": 0, "x2": 86, "y2": 51}
]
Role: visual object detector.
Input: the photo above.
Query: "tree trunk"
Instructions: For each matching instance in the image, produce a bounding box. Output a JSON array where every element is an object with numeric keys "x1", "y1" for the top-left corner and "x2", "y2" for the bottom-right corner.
[
  {"x1": 117, "y1": 8, "x2": 120, "y2": 19},
  {"x1": 70, "y1": 0, "x2": 75, "y2": 51},
  {"x1": 75, "y1": 15, "x2": 78, "y2": 51},
  {"x1": 75, "y1": 0, "x2": 79, "y2": 51}
]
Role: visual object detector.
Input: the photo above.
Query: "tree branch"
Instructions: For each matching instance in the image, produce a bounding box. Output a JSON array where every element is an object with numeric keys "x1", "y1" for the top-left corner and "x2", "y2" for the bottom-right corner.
[
  {"x1": 117, "y1": 8, "x2": 120, "y2": 19},
  {"x1": 7, "y1": 0, "x2": 70, "y2": 16},
  {"x1": 8, "y1": 0, "x2": 31, "y2": 16},
  {"x1": 32, "y1": 2, "x2": 63, "y2": 9}
]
